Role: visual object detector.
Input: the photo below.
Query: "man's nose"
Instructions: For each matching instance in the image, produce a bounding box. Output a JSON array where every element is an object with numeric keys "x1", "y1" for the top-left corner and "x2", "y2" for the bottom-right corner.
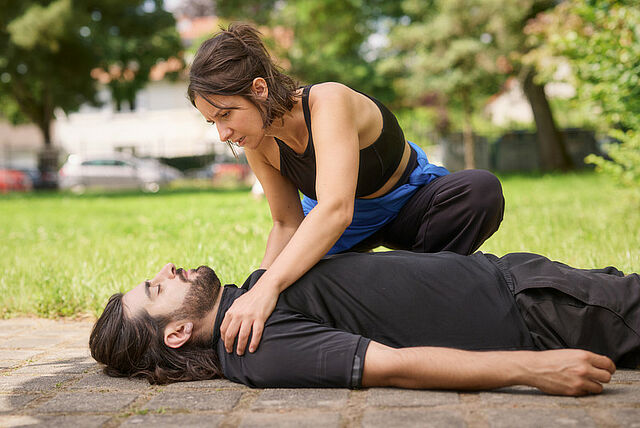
[{"x1": 159, "y1": 263, "x2": 176, "y2": 279}]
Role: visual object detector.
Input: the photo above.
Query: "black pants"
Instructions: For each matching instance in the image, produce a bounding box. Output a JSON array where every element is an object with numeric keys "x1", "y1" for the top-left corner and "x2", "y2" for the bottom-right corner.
[
  {"x1": 350, "y1": 169, "x2": 505, "y2": 255},
  {"x1": 499, "y1": 253, "x2": 640, "y2": 368}
]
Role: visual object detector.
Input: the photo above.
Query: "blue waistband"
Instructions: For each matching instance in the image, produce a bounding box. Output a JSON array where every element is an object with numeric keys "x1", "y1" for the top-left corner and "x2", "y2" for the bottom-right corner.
[{"x1": 302, "y1": 141, "x2": 449, "y2": 254}]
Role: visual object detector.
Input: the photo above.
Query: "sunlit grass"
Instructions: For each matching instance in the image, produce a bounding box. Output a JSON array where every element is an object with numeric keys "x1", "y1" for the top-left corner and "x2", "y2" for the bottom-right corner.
[
  {"x1": 480, "y1": 172, "x2": 639, "y2": 272},
  {"x1": 0, "y1": 172, "x2": 638, "y2": 318},
  {"x1": 1, "y1": 187, "x2": 271, "y2": 318}
]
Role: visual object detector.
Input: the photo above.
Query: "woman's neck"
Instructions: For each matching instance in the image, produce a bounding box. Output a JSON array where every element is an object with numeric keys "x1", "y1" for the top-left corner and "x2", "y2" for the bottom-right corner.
[{"x1": 265, "y1": 92, "x2": 308, "y2": 152}]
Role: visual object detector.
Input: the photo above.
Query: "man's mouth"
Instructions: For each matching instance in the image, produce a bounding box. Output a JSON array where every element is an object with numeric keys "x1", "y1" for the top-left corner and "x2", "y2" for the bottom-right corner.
[
  {"x1": 237, "y1": 136, "x2": 246, "y2": 146},
  {"x1": 177, "y1": 268, "x2": 188, "y2": 281}
]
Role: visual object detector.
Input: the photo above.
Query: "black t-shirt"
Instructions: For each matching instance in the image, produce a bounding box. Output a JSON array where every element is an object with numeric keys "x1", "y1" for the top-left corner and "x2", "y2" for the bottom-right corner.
[{"x1": 211, "y1": 251, "x2": 534, "y2": 388}]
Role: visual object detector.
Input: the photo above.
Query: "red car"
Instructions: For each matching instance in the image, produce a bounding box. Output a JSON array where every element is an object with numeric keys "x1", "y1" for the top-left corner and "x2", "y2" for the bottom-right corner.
[
  {"x1": 212, "y1": 162, "x2": 251, "y2": 182},
  {"x1": 0, "y1": 169, "x2": 33, "y2": 193}
]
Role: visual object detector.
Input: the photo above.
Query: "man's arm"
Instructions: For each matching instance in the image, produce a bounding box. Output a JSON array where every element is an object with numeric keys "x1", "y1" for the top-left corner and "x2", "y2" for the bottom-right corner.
[{"x1": 362, "y1": 342, "x2": 616, "y2": 396}]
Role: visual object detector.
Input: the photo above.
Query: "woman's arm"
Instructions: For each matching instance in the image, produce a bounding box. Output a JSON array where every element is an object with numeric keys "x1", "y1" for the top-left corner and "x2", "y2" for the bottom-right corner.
[
  {"x1": 362, "y1": 342, "x2": 616, "y2": 396},
  {"x1": 220, "y1": 84, "x2": 363, "y2": 355},
  {"x1": 260, "y1": 221, "x2": 300, "y2": 269},
  {"x1": 244, "y1": 148, "x2": 305, "y2": 270}
]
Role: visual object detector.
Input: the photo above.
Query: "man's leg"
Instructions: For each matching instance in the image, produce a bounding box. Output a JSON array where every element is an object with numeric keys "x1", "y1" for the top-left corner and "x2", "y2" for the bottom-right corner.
[
  {"x1": 361, "y1": 341, "x2": 615, "y2": 396},
  {"x1": 354, "y1": 170, "x2": 504, "y2": 254},
  {"x1": 502, "y1": 253, "x2": 640, "y2": 368}
]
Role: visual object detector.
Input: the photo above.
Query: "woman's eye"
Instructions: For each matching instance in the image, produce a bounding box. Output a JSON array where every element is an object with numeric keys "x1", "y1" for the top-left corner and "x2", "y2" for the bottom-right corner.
[{"x1": 221, "y1": 111, "x2": 230, "y2": 118}]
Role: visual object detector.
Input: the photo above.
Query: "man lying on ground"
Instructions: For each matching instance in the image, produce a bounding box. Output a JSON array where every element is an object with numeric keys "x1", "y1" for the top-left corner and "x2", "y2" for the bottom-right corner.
[{"x1": 89, "y1": 251, "x2": 640, "y2": 396}]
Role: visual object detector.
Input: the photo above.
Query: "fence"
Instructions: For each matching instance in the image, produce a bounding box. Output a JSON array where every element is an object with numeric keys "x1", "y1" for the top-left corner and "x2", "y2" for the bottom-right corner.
[{"x1": 440, "y1": 128, "x2": 601, "y2": 172}]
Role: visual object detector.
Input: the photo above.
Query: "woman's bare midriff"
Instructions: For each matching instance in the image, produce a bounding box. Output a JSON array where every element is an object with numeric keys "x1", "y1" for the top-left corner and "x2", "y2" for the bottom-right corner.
[
  {"x1": 359, "y1": 141, "x2": 411, "y2": 199},
  {"x1": 259, "y1": 136, "x2": 411, "y2": 200}
]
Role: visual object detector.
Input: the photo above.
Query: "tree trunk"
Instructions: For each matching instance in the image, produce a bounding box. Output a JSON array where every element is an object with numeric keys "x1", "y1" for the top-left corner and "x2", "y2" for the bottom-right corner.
[
  {"x1": 36, "y1": 87, "x2": 59, "y2": 189},
  {"x1": 521, "y1": 67, "x2": 573, "y2": 171},
  {"x1": 462, "y1": 91, "x2": 475, "y2": 169},
  {"x1": 38, "y1": 118, "x2": 52, "y2": 148}
]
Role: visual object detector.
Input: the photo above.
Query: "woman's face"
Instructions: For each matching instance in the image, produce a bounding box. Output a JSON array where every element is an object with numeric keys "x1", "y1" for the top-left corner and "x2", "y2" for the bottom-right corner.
[{"x1": 194, "y1": 94, "x2": 267, "y2": 150}]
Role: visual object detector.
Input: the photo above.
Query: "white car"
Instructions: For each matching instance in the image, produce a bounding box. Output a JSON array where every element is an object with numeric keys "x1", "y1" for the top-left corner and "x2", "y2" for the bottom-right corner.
[{"x1": 59, "y1": 153, "x2": 182, "y2": 193}]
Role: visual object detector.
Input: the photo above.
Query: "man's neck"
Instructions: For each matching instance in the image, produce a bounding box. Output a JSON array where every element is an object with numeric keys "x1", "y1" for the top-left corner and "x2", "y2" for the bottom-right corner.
[{"x1": 194, "y1": 287, "x2": 224, "y2": 345}]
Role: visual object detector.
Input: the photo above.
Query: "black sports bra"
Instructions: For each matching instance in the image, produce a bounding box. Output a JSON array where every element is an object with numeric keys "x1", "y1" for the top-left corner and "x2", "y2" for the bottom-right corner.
[{"x1": 276, "y1": 85, "x2": 407, "y2": 199}]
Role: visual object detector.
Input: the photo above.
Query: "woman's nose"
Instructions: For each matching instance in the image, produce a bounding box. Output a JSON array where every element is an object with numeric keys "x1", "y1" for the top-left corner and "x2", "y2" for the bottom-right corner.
[{"x1": 217, "y1": 124, "x2": 232, "y2": 141}]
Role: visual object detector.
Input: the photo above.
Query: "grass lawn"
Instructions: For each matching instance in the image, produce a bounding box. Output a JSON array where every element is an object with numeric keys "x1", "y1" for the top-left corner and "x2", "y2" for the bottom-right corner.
[{"x1": 1, "y1": 171, "x2": 638, "y2": 318}]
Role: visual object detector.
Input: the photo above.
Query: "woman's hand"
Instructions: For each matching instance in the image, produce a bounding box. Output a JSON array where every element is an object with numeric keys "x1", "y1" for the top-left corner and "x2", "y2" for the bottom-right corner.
[
  {"x1": 219, "y1": 284, "x2": 279, "y2": 355},
  {"x1": 522, "y1": 349, "x2": 616, "y2": 396}
]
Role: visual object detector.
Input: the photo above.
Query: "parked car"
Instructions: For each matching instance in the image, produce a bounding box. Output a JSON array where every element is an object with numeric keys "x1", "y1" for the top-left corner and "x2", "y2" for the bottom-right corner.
[
  {"x1": 187, "y1": 154, "x2": 251, "y2": 183},
  {"x1": 0, "y1": 168, "x2": 33, "y2": 193},
  {"x1": 13, "y1": 167, "x2": 58, "y2": 190},
  {"x1": 59, "y1": 153, "x2": 182, "y2": 193}
]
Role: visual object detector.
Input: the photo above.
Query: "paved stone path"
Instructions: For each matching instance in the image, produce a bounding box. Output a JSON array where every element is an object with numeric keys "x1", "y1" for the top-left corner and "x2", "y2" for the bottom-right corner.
[{"x1": 1, "y1": 319, "x2": 639, "y2": 428}]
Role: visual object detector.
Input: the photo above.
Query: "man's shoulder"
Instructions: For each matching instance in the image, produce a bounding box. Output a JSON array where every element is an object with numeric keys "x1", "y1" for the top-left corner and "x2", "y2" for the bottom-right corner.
[{"x1": 240, "y1": 269, "x2": 267, "y2": 290}]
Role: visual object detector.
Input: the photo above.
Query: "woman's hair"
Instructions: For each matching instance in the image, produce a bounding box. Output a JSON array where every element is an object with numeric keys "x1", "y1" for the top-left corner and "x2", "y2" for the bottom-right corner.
[
  {"x1": 187, "y1": 22, "x2": 298, "y2": 127},
  {"x1": 89, "y1": 293, "x2": 222, "y2": 385}
]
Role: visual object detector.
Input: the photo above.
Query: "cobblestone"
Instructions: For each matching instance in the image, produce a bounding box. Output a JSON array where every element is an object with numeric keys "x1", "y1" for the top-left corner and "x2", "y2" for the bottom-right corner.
[
  {"x1": 361, "y1": 409, "x2": 466, "y2": 428},
  {"x1": 1, "y1": 318, "x2": 638, "y2": 427},
  {"x1": 251, "y1": 389, "x2": 349, "y2": 410},
  {"x1": 34, "y1": 392, "x2": 139, "y2": 413},
  {"x1": 120, "y1": 413, "x2": 225, "y2": 427},
  {"x1": 144, "y1": 390, "x2": 242, "y2": 411},
  {"x1": 367, "y1": 388, "x2": 459, "y2": 407},
  {"x1": 483, "y1": 408, "x2": 596, "y2": 428},
  {"x1": 239, "y1": 412, "x2": 341, "y2": 428}
]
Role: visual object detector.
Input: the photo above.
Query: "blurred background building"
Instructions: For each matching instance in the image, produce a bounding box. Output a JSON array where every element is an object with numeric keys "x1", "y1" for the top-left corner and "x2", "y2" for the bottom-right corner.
[
  {"x1": 0, "y1": 14, "x2": 225, "y2": 172},
  {"x1": 2, "y1": 0, "x2": 635, "y2": 190}
]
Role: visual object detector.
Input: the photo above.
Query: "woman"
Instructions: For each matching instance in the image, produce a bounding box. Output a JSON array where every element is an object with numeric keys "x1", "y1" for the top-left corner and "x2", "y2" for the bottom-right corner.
[{"x1": 188, "y1": 23, "x2": 505, "y2": 356}]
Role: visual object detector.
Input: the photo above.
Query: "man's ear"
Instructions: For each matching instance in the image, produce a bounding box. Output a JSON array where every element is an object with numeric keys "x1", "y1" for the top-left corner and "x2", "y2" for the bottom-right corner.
[
  {"x1": 164, "y1": 321, "x2": 193, "y2": 349},
  {"x1": 252, "y1": 77, "x2": 268, "y2": 100}
]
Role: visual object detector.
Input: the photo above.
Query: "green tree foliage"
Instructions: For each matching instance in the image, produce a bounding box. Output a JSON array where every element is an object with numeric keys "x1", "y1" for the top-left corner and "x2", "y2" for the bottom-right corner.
[
  {"x1": 214, "y1": 0, "x2": 402, "y2": 102},
  {"x1": 90, "y1": 0, "x2": 183, "y2": 112},
  {"x1": 525, "y1": 0, "x2": 640, "y2": 187},
  {"x1": 379, "y1": 0, "x2": 574, "y2": 170},
  {"x1": 215, "y1": 0, "x2": 279, "y2": 25},
  {"x1": 212, "y1": 0, "x2": 572, "y2": 169},
  {"x1": 0, "y1": 0, "x2": 182, "y2": 146},
  {"x1": 0, "y1": 0, "x2": 97, "y2": 145},
  {"x1": 378, "y1": 0, "x2": 504, "y2": 168}
]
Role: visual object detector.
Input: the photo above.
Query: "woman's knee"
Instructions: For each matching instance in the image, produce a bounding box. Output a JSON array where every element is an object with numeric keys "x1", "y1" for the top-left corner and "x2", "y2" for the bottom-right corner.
[
  {"x1": 455, "y1": 170, "x2": 505, "y2": 234},
  {"x1": 468, "y1": 170, "x2": 503, "y2": 201},
  {"x1": 462, "y1": 170, "x2": 504, "y2": 214}
]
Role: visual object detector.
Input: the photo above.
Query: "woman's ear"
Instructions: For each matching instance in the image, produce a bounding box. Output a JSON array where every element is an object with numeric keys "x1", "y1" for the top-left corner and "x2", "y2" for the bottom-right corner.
[
  {"x1": 164, "y1": 321, "x2": 193, "y2": 349},
  {"x1": 252, "y1": 77, "x2": 269, "y2": 100}
]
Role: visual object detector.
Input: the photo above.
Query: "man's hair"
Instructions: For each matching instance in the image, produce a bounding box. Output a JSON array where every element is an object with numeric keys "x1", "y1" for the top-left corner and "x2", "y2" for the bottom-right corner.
[
  {"x1": 187, "y1": 22, "x2": 298, "y2": 128},
  {"x1": 89, "y1": 293, "x2": 222, "y2": 385}
]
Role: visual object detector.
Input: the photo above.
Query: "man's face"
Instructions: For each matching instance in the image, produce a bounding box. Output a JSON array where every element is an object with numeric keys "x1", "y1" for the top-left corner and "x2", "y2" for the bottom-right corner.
[{"x1": 122, "y1": 263, "x2": 219, "y2": 321}]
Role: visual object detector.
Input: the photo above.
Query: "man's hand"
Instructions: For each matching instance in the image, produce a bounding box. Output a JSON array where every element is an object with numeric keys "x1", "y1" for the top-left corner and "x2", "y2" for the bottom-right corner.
[
  {"x1": 219, "y1": 284, "x2": 279, "y2": 355},
  {"x1": 522, "y1": 349, "x2": 616, "y2": 396}
]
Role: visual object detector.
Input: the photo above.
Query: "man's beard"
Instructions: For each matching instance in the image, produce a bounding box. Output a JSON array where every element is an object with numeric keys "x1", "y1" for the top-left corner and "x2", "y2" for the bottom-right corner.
[{"x1": 172, "y1": 266, "x2": 220, "y2": 323}]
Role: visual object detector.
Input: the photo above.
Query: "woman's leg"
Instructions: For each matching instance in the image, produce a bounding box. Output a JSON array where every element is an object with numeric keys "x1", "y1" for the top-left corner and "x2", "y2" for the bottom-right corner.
[{"x1": 375, "y1": 169, "x2": 505, "y2": 254}]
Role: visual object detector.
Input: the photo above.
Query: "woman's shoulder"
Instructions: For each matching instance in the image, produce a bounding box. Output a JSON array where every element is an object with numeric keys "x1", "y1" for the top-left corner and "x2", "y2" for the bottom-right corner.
[{"x1": 307, "y1": 82, "x2": 363, "y2": 107}]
